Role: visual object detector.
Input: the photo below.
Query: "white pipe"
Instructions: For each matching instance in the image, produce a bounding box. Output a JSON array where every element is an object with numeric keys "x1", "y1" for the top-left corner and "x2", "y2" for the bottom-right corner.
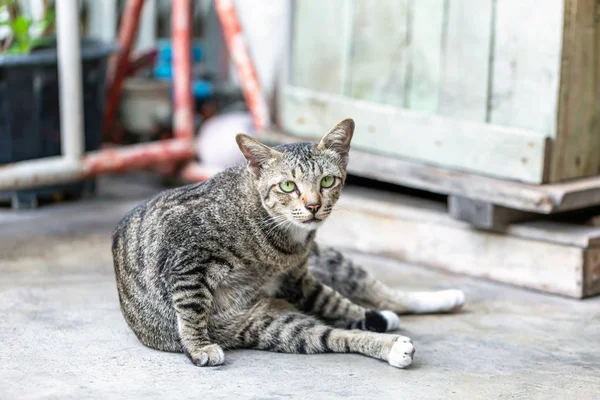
[
  {"x1": 56, "y1": 0, "x2": 85, "y2": 160},
  {"x1": 86, "y1": 0, "x2": 118, "y2": 43},
  {"x1": 0, "y1": 157, "x2": 83, "y2": 191}
]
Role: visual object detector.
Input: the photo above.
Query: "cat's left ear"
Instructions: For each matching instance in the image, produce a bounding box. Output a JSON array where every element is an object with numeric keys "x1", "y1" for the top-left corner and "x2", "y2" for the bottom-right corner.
[
  {"x1": 317, "y1": 118, "x2": 355, "y2": 159},
  {"x1": 236, "y1": 134, "x2": 281, "y2": 175}
]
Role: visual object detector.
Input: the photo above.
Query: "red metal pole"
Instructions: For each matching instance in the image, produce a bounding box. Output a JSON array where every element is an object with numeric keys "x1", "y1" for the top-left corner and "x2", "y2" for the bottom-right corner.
[
  {"x1": 83, "y1": 139, "x2": 193, "y2": 177},
  {"x1": 103, "y1": 0, "x2": 146, "y2": 140},
  {"x1": 214, "y1": 0, "x2": 270, "y2": 131},
  {"x1": 171, "y1": 0, "x2": 195, "y2": 140}
]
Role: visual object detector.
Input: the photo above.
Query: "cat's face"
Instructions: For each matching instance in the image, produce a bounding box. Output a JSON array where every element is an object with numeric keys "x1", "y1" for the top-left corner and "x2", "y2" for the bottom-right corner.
[{"x1": 237, "y1": 119, "x2": 354, "y2": 232}]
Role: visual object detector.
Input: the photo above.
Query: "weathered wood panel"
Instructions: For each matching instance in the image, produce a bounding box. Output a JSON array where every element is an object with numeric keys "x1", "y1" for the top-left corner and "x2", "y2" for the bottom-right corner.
[
  {"x1": 290, "y1": 0, "x2": 352, "y2": 94},
  {"x1": 283, "y1": 86, "x2": 548, "y2": 183},
  {"x1": 551, "y1": 0, "x2": 600, "y2": 181},
  {"x1": 439, "y1": 0, "x2": 493, "y2": 121},
  {"x1": 319, "y1": 187, "x2": 597, "y2": 298},
  {"x1": 347, "y1": 0, "x2": 409, "y2": 107},
  {"x1": 490, "y1": 0, "x2": 563, "y2": 137},
  {"x1": 406, "y1": 0, "x2": 446, "y2": 113}
]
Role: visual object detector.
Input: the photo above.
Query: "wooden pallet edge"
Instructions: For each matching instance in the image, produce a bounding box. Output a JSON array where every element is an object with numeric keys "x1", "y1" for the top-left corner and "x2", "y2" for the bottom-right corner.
[
  {"x1": 339, "y1": 186, "x2": 600, "y2": 249},
  {"x1": 584, "y1": 248, "x2": 600, "y2": 297},
  {"x1": 325, "y1": 188, "x2": 591, "y2": 298}
]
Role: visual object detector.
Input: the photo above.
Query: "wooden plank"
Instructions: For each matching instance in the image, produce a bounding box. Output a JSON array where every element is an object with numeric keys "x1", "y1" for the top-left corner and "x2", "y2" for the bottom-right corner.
[
  {"x1": 320, "y1": 187, "x2": 590, "y2": 298},
  {"x1": 584, "y1": 248, "x2": 600, "y2": 297},
  {"x1": 347, "y1": 0, "x2": 409, "y2": 107},
  {"x1": 551, "y1": 0, "x2": 600, "y2": 181},
  {"x1": 448, "y1": 195, "x2": 533, "y2": 230},
  {"x1": 283, "y1": 86, "x2": 549, "y2": 183},
  {"x1": 336, "y1": 186, "x2": 600, "y2": 248},
  {"x1": 406, "y1": 0, "x2": 446, "y2": 113},
  {"x1": 258, "y1": 128, "x2": 600, "y2": 214},
  {"x1": 439, "y1": 0, "x2": 493, "y2": 121},
  {"x1": 489, "y1": 0, "x2": 563, "y2": 137},
  {"x1": 290, "y1": 0, "x2": 353, "y2": 94}
]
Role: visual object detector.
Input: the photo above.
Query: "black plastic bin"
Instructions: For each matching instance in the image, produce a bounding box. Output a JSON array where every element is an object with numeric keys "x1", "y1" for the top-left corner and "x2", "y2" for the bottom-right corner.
[{"x1": 0, "y1": 39, "x2": 116, "y2": 209}]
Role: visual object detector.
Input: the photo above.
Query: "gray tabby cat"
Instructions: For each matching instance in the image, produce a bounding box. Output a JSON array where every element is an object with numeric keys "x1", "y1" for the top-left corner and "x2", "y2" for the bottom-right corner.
[{"x1": 112, "y1": 119, "x2": 464, "y2": 369}]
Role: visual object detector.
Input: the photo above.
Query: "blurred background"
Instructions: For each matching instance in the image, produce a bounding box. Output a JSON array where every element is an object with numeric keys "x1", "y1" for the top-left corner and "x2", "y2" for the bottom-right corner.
[{"x1": 1, "y1": 1, "x2": 600, "y2": 398}]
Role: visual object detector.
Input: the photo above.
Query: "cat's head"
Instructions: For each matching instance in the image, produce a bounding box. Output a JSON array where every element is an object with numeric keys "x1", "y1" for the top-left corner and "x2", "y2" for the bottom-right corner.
[{"x1": 236, "y1": 119, "x2": 354, "y2": 232}]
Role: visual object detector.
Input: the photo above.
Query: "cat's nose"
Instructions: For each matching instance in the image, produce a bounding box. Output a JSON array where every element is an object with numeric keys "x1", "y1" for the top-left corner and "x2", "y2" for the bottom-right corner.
[{"x1": 305, "y1": 202, "x2": 321, "y2": 214}]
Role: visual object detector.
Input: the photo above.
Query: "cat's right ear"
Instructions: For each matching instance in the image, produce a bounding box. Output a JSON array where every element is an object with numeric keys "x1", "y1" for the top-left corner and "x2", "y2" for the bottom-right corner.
[
  {"x1": 317, "y1": 118, "x2": 355, "y2": 158},
  {"x1": 236, "y1": 134, "x2": 280, "y2": 175}
]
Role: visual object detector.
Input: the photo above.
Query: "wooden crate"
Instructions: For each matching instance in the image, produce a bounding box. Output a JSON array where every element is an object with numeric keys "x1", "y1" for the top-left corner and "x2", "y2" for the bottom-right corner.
[
  {"x1": 282, "y1": 0, "x2": 600, "y2": 184},
  {"x1": 321, "y1": 186, "x2": 600, "y2": 299}
]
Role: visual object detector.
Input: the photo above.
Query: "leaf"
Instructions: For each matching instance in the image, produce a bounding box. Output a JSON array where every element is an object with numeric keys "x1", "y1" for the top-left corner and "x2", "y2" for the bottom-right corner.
[{"x1": 12, "y1": 15, "x2": 31, "y2": 43}]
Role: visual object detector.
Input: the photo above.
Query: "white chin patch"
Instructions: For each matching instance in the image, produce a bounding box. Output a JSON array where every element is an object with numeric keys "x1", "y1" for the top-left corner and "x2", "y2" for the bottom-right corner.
[{"x1": 289, "y1": 224, "x2": 311, "y2": 242}]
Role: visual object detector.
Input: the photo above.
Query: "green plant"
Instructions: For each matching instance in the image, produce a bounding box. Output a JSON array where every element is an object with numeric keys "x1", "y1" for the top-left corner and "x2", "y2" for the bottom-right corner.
[{"x1": 0, "y1": 0, "x2": 55, "y2": 54}]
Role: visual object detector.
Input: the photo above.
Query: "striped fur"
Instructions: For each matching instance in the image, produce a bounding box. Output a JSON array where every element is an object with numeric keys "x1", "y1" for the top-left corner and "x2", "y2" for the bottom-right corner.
[{"x1": 112, "y1": 119, "x2": 461, "y2": 369}]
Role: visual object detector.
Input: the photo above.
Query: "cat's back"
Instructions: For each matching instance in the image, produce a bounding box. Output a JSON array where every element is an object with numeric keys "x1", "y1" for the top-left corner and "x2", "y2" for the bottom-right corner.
[{"x1": 112, "y1": 165, "x2": 251, "y2": 272}]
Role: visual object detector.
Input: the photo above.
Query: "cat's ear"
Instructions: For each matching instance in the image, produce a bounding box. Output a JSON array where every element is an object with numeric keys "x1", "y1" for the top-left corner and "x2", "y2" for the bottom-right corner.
[
  {"x1": 236, "y1": 134, "x2": 280, "y2": 175},
  {"x1": 317, "y1": 118, "x2": 355, "y2": 158}
]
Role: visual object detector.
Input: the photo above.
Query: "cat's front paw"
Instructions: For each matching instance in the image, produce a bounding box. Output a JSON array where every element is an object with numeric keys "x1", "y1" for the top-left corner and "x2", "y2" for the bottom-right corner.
[
  {"x1": 388, "y1": 336, "x2": 415, "y2": 369},
  {"x1": 185, "y1": 344, "x2": 225, "y2": 367}
]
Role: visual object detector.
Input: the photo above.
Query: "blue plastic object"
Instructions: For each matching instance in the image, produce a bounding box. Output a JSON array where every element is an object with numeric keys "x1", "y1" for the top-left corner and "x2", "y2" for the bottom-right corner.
[
  {"x1": 156, "y1": 39, "x2": 203, "y2": 63},
  {"x1": 153, "y1": 40, "x2": 212, "y2": 100}
]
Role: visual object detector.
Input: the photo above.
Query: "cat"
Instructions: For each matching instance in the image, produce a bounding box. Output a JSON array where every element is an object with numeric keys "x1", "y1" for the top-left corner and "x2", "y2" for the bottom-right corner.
[{"x1": 112, "y1": 118, "x2": 465, "y2": 369}]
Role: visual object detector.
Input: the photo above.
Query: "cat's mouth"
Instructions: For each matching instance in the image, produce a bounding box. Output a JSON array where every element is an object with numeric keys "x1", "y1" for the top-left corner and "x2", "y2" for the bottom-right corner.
[{"x1": 302, "y1": 217, "x2": 322, "y2": 224}]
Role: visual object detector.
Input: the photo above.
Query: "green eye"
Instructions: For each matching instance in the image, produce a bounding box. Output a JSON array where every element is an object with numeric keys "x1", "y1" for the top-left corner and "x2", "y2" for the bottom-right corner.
[
  {"x1": 279, "y1": 181, "x2": 296, "y2": 193},
  {"x1": 321, "y1": 175, "x2": 335, "y2": 188}
]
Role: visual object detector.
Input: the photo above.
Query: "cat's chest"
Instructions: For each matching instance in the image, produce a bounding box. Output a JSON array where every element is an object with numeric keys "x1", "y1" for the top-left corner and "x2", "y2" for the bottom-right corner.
[{"x1": 260, "y1": 274, "x2": 285, "y2": 297}]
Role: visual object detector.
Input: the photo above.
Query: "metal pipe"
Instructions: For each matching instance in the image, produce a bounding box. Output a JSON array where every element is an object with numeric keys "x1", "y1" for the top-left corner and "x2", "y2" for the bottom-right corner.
[
  {"x1": 103, "y1": 0, "x2": 145, "y2": 138},
  {"x1": 56, "y1": 0, "x2": 85, "y2": 159},
  {"x1": 180, "y1": 161, "x2": 218, "y2": 183},
  {"x1": 83, "y1": 139, "x2": 194, "y2": 177},
  {"x1": 0, "y1": 0, "x2": 201, "y2": 192},
  {"x1": 0, "y1": 158, "x2": 83, "y2": 191},
  {"x1": 214, "y1": 0, "x2": 271, "y2": 131},
  {"x1": 171, "y1": 0, "x2": 194, "y2": 140}
]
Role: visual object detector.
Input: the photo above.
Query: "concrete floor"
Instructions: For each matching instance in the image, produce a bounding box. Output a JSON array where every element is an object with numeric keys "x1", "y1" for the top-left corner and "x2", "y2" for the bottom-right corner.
[{"x1": 1, "y1": 174, "x2": 600, "y2": 400}]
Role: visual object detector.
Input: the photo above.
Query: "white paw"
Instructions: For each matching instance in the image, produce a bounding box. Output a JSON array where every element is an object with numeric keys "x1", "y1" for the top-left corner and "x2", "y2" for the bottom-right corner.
[
  {"x1": 388, "y1": 336, "x2": 415, "y2": 369},
  {"x1": 188, "y1": 344, "x2": 225, "y2": 367},
  {"x1": 380, "y1": 310, "x2": 401, "y2": 331},
  {"x1": 438, "y1": 289, "x2": 465, "y2": 312}
]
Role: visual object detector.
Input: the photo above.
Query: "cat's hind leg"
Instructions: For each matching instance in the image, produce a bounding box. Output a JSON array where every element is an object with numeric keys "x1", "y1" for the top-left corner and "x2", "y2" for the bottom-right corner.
[
  {"x1": 309, "y1": 246, "x2": 465, "y2": 314},
  {"x1": 229, "y1": 298, "x2": 415, "y2": 369}
]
